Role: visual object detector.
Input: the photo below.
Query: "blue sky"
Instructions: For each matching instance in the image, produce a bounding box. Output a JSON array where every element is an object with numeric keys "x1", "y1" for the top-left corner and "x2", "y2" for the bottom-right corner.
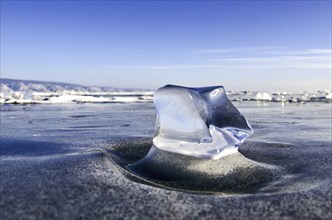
[{"x1": 1, "y1": 1, "x2": 331, "y2": 91}]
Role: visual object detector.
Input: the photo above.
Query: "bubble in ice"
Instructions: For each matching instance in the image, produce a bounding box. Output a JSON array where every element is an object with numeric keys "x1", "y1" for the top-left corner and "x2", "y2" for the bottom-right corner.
[{"x1": 152, "y1": 85, "x2": 253, "y2": 159}]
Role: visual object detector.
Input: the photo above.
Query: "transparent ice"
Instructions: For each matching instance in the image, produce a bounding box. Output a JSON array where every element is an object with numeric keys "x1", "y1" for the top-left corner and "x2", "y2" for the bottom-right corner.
[{"x1": 153, "y1": 85, "x2": 254, "y2": 159}]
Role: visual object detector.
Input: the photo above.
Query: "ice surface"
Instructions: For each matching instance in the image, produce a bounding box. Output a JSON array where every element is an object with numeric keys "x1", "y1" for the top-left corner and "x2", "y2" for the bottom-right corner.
[
  {"x1": 152, "y1": 85, "x2": 254, "y2": 159},
  {"x1": 1, "y1": 102, "x2": 331, "y2": 219}
]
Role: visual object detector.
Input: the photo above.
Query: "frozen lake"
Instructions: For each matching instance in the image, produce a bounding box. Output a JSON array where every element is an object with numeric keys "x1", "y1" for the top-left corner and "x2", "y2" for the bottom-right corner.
[{"x1": 0, "y1": 102, "x2": 331, "y2": 219}]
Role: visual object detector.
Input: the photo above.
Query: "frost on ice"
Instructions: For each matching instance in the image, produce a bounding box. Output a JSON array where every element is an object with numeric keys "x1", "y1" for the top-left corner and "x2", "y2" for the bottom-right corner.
[{"x1": 153, "y1": 85, "x2": 254, "y2": 159}]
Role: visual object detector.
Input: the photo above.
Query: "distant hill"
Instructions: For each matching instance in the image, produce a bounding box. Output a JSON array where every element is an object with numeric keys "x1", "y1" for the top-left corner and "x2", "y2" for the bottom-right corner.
[{"x1": 0, "y1": 78, "x2": 150, "y2": 93}]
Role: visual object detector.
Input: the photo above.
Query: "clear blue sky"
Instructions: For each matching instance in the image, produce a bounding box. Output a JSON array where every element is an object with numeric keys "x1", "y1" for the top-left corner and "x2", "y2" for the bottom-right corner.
[{"x1": 1, "y1": 1, "x2": 331, "y2": 91}]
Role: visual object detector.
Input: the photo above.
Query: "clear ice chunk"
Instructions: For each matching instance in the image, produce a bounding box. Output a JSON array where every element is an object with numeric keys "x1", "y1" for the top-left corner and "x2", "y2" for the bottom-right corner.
[{"x1": 153, "y1": 85, "x2": 253, "y2": 159}]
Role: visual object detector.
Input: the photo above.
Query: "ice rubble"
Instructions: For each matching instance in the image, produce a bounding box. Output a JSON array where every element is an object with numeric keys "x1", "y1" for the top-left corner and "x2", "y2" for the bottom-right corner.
[{"x1": 0, "y1": 79, "x2": 331, "y2": 104}]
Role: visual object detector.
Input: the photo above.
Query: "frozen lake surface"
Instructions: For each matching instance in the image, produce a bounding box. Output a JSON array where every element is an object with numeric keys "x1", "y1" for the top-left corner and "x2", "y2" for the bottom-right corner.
[{"x1": 0, "y1": 102, "x2": 331, "y2": 219}]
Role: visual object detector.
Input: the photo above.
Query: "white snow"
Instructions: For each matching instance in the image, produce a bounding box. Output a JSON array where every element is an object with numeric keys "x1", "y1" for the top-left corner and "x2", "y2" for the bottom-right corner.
[
  {"x1": 0, "y1": 78, "x2": 331, "y2": 104},
  {"x1": 255, "y1": 92, "x2": 272, "y2": 101},
  {"x1": 0, "y1": 78, "x2": 154, "y2": 104}
]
